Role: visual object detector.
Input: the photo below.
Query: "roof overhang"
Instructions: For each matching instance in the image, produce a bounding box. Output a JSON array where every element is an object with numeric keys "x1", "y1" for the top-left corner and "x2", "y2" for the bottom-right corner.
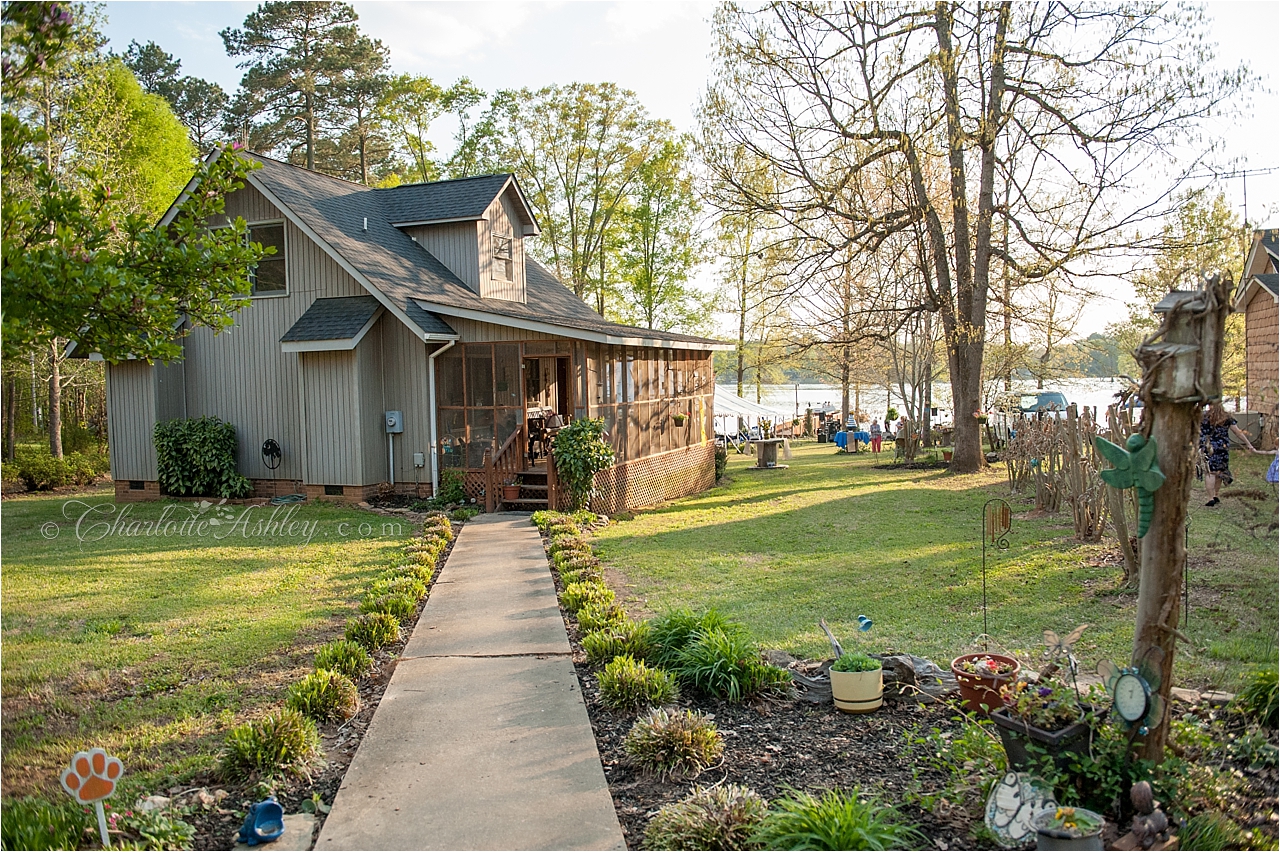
[
  {"x1": 390, "y1": 176, "x2": 540, "y2": 237},
  {"x1": 414, "y1": 299, "x2": 733, "y2": 351},
  {"x1": 281, "y1": 305, "x2": 383, "y2": 353},
  {"x1": 1234, "y1": 275, "x2": 1279, "y2": 311}
]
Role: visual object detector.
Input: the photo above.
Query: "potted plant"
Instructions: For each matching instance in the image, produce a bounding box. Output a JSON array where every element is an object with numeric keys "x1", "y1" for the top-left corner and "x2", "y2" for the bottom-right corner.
[
  {"x1": 1032, "y1": 806, "x2": 1105, "y2": 851},
  {"x1": 829, "y1": 651, "x2": 883, "y2": 713},
  {"x1": 672, "y1": 412, "x2": 688, "y2": 426},
  {"x1": 989, "y1": 679, "x2": 1101, "y2": 770},
  {"x1": 501, "y1": 476, "x2": 522, "y2": 502},
  {"x1": 951, "y1": 652, "x2": 1020, "y2": 713},
  {"x1": 942, "y1": 448, "x2": 954, "y2": 462}
]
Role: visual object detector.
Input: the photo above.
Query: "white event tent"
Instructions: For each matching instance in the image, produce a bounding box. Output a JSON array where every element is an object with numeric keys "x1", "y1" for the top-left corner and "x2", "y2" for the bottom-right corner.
[{"x1": 713, "y1": 385, "x2": 791, "y2": 435}]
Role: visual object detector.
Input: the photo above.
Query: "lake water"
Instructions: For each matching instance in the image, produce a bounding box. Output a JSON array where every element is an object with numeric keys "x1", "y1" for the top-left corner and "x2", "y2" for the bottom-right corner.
[{"x1": 724, "y1": 377, "x2": 1135, "y2": 422}]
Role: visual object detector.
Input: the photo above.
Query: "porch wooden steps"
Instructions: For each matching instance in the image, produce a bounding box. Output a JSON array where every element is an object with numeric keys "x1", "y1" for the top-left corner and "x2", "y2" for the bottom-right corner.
[{"x1": 498, "y1": 469, "x2": 549, "y2": 511}]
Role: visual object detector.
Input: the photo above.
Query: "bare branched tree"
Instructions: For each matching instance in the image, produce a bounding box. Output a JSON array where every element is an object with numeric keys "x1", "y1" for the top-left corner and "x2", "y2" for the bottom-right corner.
[{"x1": 700, "y1": 1, "x2": 1249, "y2": 471}]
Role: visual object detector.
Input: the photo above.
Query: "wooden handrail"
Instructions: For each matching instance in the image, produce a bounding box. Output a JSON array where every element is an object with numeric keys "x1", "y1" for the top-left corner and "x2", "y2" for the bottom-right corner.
[
  {"x1": 546, "y1": 449, "x2": 559, "y2": 512},
  {"x1": 488, "y1": 423, "x2": 526, "y2": 510}
]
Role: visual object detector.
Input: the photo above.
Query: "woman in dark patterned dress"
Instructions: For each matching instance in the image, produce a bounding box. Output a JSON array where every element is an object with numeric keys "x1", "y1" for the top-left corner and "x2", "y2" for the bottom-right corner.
[{"x1": 1199, "y1": 401, "x2": 1259, "y2": 507}]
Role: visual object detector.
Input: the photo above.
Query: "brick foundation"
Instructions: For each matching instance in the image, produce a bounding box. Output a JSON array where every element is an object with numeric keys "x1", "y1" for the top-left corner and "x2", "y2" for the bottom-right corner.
[{"x1": 114, "y1": 480, "x2": 161, "y2": 502}]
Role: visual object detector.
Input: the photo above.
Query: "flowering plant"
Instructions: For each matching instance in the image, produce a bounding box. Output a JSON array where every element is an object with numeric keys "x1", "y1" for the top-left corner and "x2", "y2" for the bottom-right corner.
[
  {"x1": 954, "y1": 654, "x2": 1016, "y2": 675},
  {"x1": 1000, "y1": 679, "x2": 1082, "y2": 730},
  {"x1": 1041, "y1": 806, "x2": 1102, "y2": 836}
]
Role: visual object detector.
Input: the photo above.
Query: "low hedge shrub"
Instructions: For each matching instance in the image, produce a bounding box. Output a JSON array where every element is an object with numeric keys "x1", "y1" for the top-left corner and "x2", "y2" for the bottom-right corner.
[
  {"x1": 359, "y1": 593, "x2": 418, "y2": 624},
  {"x1": 577, "y1": 601, "x2": 627, "y2": 633}
]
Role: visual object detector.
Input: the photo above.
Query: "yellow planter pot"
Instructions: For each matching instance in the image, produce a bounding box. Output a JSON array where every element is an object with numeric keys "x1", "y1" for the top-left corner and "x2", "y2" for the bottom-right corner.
[{"x1": 830, "y1": 668, "x2": 883, "y2": 714}]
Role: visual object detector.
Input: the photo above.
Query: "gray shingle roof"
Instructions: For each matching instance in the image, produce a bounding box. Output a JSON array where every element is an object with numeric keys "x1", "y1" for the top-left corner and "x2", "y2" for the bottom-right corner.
[
  {"x1": 377, "y1": 174, "x2": 518, "y2": 225},
  {"x1": 281, "y1": 296, "x2": 381, "y2": 342},
  {"x1": 1255, "y1": 272, "x2": 1278, "y2": 297},
  {"x1": 247, "y1": 155, "x2": 723, "y2": 349},
  {"x1": 404, "y1": 300, "x2": 458, "y2": 337},
  {"x1": 1262, "y1": 229, "x2": 1278, "y2": 263}
]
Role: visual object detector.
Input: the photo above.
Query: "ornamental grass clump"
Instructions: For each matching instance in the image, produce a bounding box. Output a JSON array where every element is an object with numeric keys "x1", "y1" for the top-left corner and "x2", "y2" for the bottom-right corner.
[
  {"x1": 582, "y1": 619, "x2": 653, "y2": 667},
  {"x1": 0, "y1": 796, "x2": 91, "y2": 852},
  {"x1": 675, "y1": 627, "x2": 791, "y2": 703},
  {"x1": 313, "y1": 640, "x2": 373, "y2": 680},
  {"x1": 648, "y1": 608, "x2": 735, "y2": 669},
  {"x1": 624, "y1": 708, "x2": 723, "y2": 779},
  {"x1": 1235, "y1": 667, "x2": 1279, "y2": 728},
  {"x1": 345, "y1": 612, "x2": 401, "y2": 652},
  {"x1": 286, "y1": 669, "x2": 360, "y2": 722},
  {"x1": 360, "y1": 592, "x2": 418, "y2": 624},
  {"x1": 577, "y1": 601, "x2": 627, "y2": 632},
  {"x1": 560, "y1": 580, "x2": 614, "y2": 614},
  {"x1": 220, "y1": 709, "x2": 320, "y2": 781},
  {"x1": 554, "y1": 551, "x2": 600, "y2": 574},
  {"x1": 597, "y1": 654, "x2": 677, "y2": 711},
  {"x1": 749, "y1": 787, "x2": 925, "y2": 851},
  {"x1": 643, "y1": 784, "x2": 768, "y2": 851}
]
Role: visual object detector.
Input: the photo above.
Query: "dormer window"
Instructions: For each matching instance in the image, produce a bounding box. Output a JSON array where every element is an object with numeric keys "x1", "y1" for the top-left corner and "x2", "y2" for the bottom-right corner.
[{"x1": 493, "y1": 234, "x2": 513, "y2": 282}]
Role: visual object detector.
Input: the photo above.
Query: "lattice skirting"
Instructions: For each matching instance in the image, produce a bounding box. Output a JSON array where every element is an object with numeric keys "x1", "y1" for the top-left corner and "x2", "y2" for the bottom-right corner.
[{"x1": 582, "y1": 441, "x2": 716, "y2": 515}]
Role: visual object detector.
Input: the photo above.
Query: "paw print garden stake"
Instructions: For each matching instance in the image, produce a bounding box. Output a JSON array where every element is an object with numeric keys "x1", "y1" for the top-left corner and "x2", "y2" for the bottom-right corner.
[{"x1": 59, "y1": 748, "x2": 123, "y2": 847}]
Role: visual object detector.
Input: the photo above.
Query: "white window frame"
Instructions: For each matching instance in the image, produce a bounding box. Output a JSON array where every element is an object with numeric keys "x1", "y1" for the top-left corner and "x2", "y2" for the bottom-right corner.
[
  {"x1": 246, "y1": 219, "x2": 289, "y2": 298},
  {"x1": 492, "y1": 232, "x2": 513, "y2": 282}
]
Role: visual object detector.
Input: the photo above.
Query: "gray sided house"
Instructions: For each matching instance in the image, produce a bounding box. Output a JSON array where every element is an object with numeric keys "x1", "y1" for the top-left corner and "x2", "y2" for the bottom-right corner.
[{"x1": 101, "y1": 154, "x2": 728, "y2": 512}]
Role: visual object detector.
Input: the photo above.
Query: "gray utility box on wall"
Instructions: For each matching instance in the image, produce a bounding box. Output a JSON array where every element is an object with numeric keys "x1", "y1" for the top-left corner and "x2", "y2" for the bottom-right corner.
[{"x1": 385, "y1": 411, "x2": 404, "y2": 433}]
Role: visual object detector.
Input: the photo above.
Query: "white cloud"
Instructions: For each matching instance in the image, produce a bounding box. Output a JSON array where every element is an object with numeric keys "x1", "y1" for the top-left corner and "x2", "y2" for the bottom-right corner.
[{"x1": 355, "y1": 2, "x2": 535, "y2": 63}]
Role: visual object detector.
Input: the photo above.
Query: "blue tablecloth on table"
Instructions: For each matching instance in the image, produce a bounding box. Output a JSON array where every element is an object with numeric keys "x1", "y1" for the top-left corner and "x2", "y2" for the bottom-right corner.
[
  {"x1": 835, "y1": 431, "x2": 872, "y2": 449},
  {"x1": 852, "y1": 431, "x2": 871, "y2": 443},
  {"x1": 834, "y1": 431, "x2": 848, "y2": 449}
]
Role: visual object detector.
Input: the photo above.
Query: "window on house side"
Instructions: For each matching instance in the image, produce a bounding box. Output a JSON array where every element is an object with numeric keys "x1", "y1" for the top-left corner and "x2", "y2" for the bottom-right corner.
[
  {"x1": 492, "y1": 233, "x2": 513, "y2": 282},
  {"x1": 248, "y1": 223, "x2": 287, "y2": 296}
]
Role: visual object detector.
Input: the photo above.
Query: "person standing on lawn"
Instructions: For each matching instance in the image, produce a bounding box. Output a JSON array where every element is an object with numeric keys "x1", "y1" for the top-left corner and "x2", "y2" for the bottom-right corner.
[
  {"x1": 869, "y1": 417, "x2": 883, "y2": 453},
  {"x1": 1199, "y1": 401, "x2": 1260, "y2": 506}
]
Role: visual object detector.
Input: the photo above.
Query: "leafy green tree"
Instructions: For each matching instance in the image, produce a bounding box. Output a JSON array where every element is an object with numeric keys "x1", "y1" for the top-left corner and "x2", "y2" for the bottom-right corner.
[
  {"x1": 481, "y1": 82, "x2": 661, "y2": 312},
  {"x1": 378, "y1": 74, "x2": 485, "y2": 184},
  {"x1": 3, "y1": 2, "x2": 267, "y2": 446},
  {"x1": 123, "y1": 39, "x2": 229, "y2": 153},
  {"x1": 328, "y1": 34, "x2": 389, "y2": 184},
  {"x1": 221, "y1": 1, "x2": 365, "y2": 171},
  {"x1": 616, "y1": 137, "x2": 707, "y2": 332}
]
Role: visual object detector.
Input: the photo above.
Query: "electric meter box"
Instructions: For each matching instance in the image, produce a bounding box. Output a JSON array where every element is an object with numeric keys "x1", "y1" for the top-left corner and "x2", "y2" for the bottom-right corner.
[{"x1": 385, "y1": 411, "x2": 404, "y2": 433}]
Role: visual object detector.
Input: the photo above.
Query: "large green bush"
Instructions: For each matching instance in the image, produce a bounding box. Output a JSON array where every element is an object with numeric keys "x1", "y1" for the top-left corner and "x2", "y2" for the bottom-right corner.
[
  {"x1": 154, "y1": 416, "x2": 252, "y2": 497},
  {"x1": 551, "y1": 418, "x2": 615, "y2": 510},
  {"x1": 2, "y1": 445, "x2": 109, "y2": 490}
]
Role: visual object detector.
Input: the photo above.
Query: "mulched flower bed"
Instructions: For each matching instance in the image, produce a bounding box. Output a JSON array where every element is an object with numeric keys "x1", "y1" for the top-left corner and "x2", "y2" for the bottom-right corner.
[{"x1": 562, "y1": 616, "x2": 984, "y2": 850}]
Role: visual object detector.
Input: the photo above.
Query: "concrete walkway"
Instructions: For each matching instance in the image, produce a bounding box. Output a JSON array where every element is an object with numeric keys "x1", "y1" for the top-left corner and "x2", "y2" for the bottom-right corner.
[{"x1": 315, "y1": 514, "x2": 625, "y2": 852}]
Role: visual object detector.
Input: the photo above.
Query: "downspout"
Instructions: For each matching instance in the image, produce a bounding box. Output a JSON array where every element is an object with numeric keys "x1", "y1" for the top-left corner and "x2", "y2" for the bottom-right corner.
[{"x1": 427, "y1": 339, "x2": 457, "y2": 496}]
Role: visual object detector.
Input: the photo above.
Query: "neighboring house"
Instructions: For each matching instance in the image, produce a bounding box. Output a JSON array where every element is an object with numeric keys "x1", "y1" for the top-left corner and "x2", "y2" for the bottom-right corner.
[
  {"x1": 96, "y1": 153, "x2": 728, "y2": 512},
  {"x1": 1234, "y1": 228, "x2": 1278, "y2": 441}
]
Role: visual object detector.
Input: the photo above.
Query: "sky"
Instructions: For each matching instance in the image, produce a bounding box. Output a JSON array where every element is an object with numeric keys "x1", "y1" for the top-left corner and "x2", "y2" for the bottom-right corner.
[{"x1": 99, "y1": 1, "x2": 1280, "y2": 338}]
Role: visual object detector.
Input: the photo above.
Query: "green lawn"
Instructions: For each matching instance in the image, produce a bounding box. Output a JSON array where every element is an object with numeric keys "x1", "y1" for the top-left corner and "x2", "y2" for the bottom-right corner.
[
  {"x1": 0, "y1": 490, "x2": 410, "y2": 799},
  {"x1": 595, "y1": 441, "x2": 1278, "y2": 690}
]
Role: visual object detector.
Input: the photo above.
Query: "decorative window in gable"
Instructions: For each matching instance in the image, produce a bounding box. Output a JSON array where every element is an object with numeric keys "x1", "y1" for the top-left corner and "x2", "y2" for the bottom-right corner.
[
  {"x1": 248, "y1": 222, "x2": 287, "y2": 296},
  {"x1": 492, "y1": 233, "x2": 513, "y2": 282}
]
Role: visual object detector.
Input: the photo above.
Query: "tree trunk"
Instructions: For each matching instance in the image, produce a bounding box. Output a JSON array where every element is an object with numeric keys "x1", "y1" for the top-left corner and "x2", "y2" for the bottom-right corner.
[
  {"x1": 48, "y1": 339, "x2": 63, "y2": 458},
  {"x1": 1133, "y1": 400, "x2": 1198, "y2": 762},
  {"x1": 5, "y1": 377, "x2": 16, "y2": 461},
  {"x1": 840, "y1": 355, "x2": 850, "y2": 432}
]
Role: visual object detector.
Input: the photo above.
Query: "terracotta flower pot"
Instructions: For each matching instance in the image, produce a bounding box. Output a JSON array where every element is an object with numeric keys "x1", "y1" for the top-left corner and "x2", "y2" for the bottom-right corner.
[
  {"x1": 951, "y1": 653, "x2": 1020, "y2": 714},
  {"x1": 943, "y1": 450, "x2": 954, "y2": 461},
  {"x1": 830, "y1": 668, "x2": 883, "y2": 714},
  {"x1": 502, "y1": 484, "x2": 521, "y2": 501}
]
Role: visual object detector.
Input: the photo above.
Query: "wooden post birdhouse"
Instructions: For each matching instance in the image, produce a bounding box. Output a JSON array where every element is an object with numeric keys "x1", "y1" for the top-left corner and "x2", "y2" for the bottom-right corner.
[{"x1": 1137, "y1": 273, "x2": 1231, "y2": 403}]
